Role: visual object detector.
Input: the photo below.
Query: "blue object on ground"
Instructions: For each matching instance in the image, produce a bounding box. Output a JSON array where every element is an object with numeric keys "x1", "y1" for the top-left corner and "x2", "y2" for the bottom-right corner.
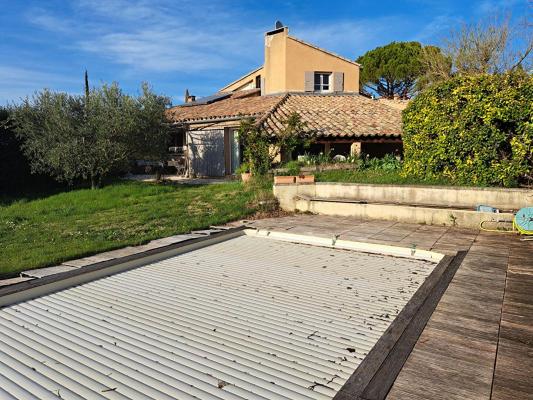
[
  {"x1": 514, "y1": 207, "x2": 533, "y2": 234},
  {"x1": 476, "y1": 205, "x2": 499, "y2": 213}
]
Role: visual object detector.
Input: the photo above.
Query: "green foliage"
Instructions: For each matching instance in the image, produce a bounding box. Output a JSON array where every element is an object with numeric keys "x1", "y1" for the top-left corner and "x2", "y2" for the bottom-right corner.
[
  {"x1": 1, "y1": 107, "x2": 64, "y2": 196},
  {"x1": 361, "y1": 154, "x2": 402, "y2": 171},
  {"x1": 402, "y1": 72, "x2": 533, "y2": 187},
  {"x1": 299, "y1": 150, "x2": 333, "y2": 165},
  {"x1": 356, "y1": 41, "x2": 430, "y2": 98},
  {"x1": 238, "y1": 118, "x2": 271, "y2": 175},
  {"x1": 238, "y1": 112, "x2": 309, "y2": 175},
  {"x1": 0, "y1": 180, "x2": 267, "y2": 277},
  {"x1": 315, "y1": 169, "x2": 456, "y2": 186},
  {"x1": 277, "y1": 160, "x2": 301, "y2": 176},
  {"x1": 11, "y1": 83, "x2": 170, "y2": 189},
  {"x1": 235, "y1": 162, "x2": 250, "y2": 175},
  {"x1": 274, "y1": 112, "x2": 311, "y2": 160}
]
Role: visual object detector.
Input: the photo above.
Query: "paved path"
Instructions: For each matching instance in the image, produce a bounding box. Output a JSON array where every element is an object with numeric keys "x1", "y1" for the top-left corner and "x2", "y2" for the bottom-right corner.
[{"x1": 249, "y1": 214, "x2": 533, "y2": 400}]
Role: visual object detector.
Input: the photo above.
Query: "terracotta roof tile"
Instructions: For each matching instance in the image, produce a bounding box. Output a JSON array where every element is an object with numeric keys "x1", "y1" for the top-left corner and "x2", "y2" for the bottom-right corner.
[
  {"x1": 166, "y1": 90, "x2": 281, "y2": 123},
  {"x1": 376, "y1": 98, "x2": 411, "y2": 111},
  {"x1": 166, "y1": 92, "x2": 403, "y2": 138},
  {"x1": 262, "y1": 94, "x2": 403, "y2": 138}
]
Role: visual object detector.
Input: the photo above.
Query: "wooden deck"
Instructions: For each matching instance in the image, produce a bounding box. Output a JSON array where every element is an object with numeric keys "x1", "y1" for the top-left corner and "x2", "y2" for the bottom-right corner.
[{"x1": 248, "y1": 215, "x2": 533, "y2": 400}]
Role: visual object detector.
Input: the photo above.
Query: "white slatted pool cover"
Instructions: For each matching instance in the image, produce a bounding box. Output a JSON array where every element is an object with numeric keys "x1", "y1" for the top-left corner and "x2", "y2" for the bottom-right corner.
[{"x1": 0, "y1": 235, "x2": 437, "y2": 400}]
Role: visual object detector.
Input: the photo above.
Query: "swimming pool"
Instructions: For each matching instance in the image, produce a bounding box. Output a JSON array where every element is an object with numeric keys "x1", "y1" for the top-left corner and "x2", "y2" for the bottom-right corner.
[{"x1": 0, "y1": 229, "x2": 444, "y2": 400}]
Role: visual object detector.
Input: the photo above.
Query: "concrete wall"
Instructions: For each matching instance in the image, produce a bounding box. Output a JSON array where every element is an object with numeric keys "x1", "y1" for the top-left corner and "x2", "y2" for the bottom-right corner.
[
  {"x1": 273, "y1": 182, "x2": 533, "y2": 229},
  {"x1": 308, "y1": 183, "x2": 532, "y2": 211},
  {"x1": 294, "y1": 198, "x2": 515, "y2": 229},
  {"x1": 274, "y1": 183, "x2": 533, "y2": 212}
]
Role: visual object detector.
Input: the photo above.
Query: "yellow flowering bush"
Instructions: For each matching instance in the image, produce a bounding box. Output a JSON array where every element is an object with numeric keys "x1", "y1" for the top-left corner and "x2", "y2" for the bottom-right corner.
[{"x1": 402, "y1": 72, "x2": 532, "y2": 187}]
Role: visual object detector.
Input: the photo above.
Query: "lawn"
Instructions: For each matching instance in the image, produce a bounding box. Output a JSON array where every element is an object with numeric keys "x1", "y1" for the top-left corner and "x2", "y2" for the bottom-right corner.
[
  {"x1": 314, "y1": 169, "x2": 460, "y2": 186},
  {"x1": 0, "y1": 180, "x2": 266, "y2": 278}
]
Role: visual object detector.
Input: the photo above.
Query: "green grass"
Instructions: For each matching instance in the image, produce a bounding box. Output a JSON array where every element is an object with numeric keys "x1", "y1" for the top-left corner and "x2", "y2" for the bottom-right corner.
[
  {"x1": 315, "y1": 169, "x2": 462, "y2": 186},
  {"x1": 0, "y1": 180, "x2": 267, "y2": 278}
]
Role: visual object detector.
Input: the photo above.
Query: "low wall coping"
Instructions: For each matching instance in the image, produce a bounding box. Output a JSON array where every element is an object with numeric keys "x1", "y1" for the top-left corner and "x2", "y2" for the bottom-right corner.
[{"x1": 312, "y1": 182, "x2": 532, "y2": 193}]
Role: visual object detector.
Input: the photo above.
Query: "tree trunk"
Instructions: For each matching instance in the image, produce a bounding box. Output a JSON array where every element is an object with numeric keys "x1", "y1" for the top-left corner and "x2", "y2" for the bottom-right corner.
[{"x1": 90, "y1": 174, "x2": 99, "y2": 189}]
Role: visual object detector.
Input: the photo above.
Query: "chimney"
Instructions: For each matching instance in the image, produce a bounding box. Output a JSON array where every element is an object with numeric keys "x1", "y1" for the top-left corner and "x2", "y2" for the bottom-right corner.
[
  {"x1": 184, "y1": 89, "x2": 196, "y2": 103},
  {"x1": 264, "y1": 22, "x2": 289, "y2": 95}
]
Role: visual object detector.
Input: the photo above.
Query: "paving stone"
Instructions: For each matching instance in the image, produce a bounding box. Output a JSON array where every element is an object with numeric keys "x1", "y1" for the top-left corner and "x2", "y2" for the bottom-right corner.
[
  {"x1": 0, "y1": 276, "x2": 35, "y2": 287},
  {"x1": 21, "y1": 265, "x2": 79, "y2": 278}
]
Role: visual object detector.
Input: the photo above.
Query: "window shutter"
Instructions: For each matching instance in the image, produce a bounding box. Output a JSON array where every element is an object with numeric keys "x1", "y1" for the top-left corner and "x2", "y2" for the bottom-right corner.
[
  {"x1": 304, "y1": 71, "x2": 314, "y2": 92},
  {"x1": 333, "y1": 72, "x2": 344, "y2": 92}
]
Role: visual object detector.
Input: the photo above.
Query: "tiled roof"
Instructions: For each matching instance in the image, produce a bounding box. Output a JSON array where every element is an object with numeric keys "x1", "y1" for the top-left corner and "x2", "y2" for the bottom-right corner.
[
  {"x1": 166, "y1": 89, "x2": 282, "y2": 123},
  {"x1": 376, "y1": 98, "x2": 411, "y2": 111},
  {"x1": 166, "y1": 91, "x2": 403, "y2": 138},
  {"x1": 262, "y1": 94, "x2": 403, "y2": 138}
]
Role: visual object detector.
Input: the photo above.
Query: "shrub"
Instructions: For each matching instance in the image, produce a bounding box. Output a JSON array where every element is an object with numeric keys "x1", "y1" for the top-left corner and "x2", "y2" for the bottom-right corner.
[
  {"x1": 238, "y1": 112, "x2": 309, "y2": 175},
  {"x1": 283, "y1": 160, "x2": 301, "y2": 176},
  {"x1": 236, "y1": 162, "x2": 250, "y2": 175},
  {"x1": 362, "y1": 154, "x2": 402, "y2": 171},
  {"x1": 402, "y1": 72, "x2": 533, "y2": 187},
  {"x1": 0, "y1": 107, "x2": 60, "y2": 197}
]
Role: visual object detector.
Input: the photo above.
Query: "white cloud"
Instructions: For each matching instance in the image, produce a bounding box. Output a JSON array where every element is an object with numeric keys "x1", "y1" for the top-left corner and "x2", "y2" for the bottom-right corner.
[
  {"x1": 26, "y1": 9, "x2": 74, "y2": 34},
  {"x1": 26, "y1": 0, "x2": 263, "y2": 74},
  {"x1": 477, "y1": 0, "x2": 523, "y2": 14},
  {"x1": 0, "y1": 66, "x2": 80, "y2": 104},
  {"x1": 412, "y1": 14, "x2": 463, "y2": 44},
  {"x1": 78, "y1": 26, "x2": 262, "y2": 73}
]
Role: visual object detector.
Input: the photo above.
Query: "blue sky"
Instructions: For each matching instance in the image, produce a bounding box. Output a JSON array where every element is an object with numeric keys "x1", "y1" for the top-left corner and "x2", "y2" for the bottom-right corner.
[{"x1": 0, "y1": 0, "x2": 529, "y2": 105}]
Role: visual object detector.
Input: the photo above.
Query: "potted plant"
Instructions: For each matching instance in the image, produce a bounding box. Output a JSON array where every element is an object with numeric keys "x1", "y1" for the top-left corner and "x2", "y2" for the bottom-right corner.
[
  {"x1": 274, "y1": 160, "x2": 300, "y2": 184},
  {"x1": 237, "y1": 162, "x2": 252, "y2": 183},
  {"x1": 296, "y1": 174, "x2": 315, "y2": 183},
  {"x1": 274, "y1": 171, "x2": 296, "y2": 184}
]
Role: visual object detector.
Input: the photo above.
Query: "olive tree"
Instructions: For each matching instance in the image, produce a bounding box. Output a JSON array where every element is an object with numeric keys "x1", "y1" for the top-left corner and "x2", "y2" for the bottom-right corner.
[{"x1": 12, "y1": 83, "x2": 169, "y2": 188}]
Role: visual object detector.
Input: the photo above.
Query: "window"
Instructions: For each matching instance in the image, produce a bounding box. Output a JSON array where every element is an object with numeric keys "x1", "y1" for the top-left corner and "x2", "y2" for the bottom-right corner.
[{"x1": 314, "y1": 72, "x2": 331, "y2": 92}]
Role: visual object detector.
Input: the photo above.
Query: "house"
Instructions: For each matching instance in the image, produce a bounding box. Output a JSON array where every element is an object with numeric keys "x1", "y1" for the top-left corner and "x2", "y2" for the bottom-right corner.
[{"x1": 165, "y1": 24, "x2": 406, "y2": 177}]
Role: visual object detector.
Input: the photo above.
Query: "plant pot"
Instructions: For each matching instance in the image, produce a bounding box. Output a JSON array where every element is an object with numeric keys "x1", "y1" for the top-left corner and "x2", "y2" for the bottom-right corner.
[
  {"x1": 296, "y1": 175, "x2": 315, "y2": 184},
  {"x1": 274, "y1": 175, "x2": 296, "y2": 184},
  {"x1": 241, "y1": 172, "x2": 252, "y2": 183}
]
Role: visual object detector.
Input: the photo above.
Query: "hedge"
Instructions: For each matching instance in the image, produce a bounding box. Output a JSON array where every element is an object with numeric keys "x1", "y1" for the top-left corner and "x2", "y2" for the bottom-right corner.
[{"x1": 402, "y1": 73, "x2": 532, "y2": 187}]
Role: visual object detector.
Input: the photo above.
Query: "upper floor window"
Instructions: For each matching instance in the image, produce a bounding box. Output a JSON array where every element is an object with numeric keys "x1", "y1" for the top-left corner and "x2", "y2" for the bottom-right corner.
[{"x1": 314, "y1": 72, "x2": 331, "y2": 92}]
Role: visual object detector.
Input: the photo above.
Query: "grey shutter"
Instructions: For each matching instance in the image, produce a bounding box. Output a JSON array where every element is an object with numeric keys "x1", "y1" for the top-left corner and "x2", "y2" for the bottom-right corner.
[
  {"x1": 304, "y1": 71, "x2": 314, "y2": 92},
  {"x1": 333, "y1": 72, "x2": 344, "y2": 92}
]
